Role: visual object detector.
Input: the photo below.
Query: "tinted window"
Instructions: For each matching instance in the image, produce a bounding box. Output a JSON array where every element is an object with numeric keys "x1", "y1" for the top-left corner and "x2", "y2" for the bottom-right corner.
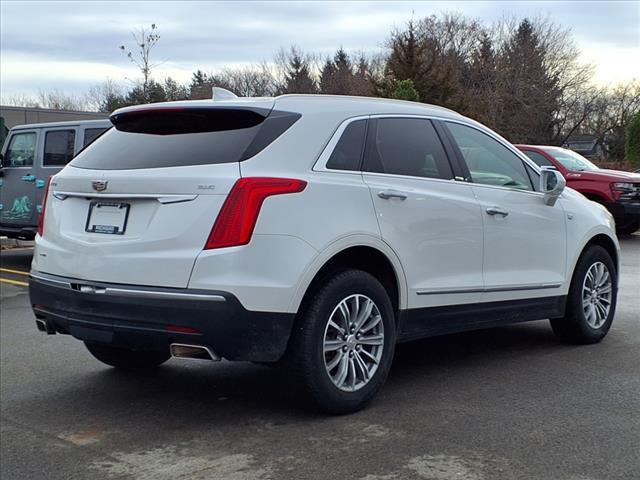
[
  {"x1": 43, "y1": 130, "x2": 76, "y2": 166},
  {"x1": 5, "y1": 132, "x2": 36, "y2": 167},
  {"x1": 363, "y1": 118, "x2": 453, "y2": 180},
  {"x1": 326, "y1": 120, "x2": 366, "y2": 171},
  {"x1": 523, "y1": 150, "x2": 554, "y2": 168},
  {"x1": 83, "y1": 128, "x2": 108, "y2": 147},
  {"x1": 71, "y1": 108, "x2": 299, "y2": 170},
  {"x1": 446, "y1": 123, "x2": 532, "y2": 191}
]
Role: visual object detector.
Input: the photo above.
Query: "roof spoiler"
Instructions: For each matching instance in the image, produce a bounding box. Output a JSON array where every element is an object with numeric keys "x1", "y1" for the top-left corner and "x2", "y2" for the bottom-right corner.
[{"x1": 212, "y1": 87, "x2": 238, "y2": 101}]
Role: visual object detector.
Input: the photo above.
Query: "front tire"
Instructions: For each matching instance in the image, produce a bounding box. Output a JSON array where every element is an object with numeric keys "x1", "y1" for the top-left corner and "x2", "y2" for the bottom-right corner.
[
  {"x1": 85, "y1": 342, "x2": 170, "y2": 370},
  {"x1": 289, "y1": 270, "x2": 396, "y2": 414},
  {"x1": 550, "y1": 245, "x2": 617, "y2": 344}
]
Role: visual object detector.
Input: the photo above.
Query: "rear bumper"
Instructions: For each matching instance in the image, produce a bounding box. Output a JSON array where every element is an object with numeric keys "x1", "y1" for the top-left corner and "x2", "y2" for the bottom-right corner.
[
  {"x1": 29, "y1": 271, "x2": 295, "y2": 362},
  {"x1": 0, "y1": 224, "x2": 36, "y2": 240}
]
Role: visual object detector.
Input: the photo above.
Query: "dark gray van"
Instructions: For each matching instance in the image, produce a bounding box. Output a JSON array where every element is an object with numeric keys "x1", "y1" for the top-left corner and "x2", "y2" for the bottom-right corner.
[{"x1": 0, "y1": 119, "x2": 111, "y2": 239}]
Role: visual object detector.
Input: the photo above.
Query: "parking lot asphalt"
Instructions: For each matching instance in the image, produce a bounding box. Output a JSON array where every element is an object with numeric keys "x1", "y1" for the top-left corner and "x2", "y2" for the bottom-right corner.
[{"x1": 1, "y1": 237, "x2": 639, "y2": 480}]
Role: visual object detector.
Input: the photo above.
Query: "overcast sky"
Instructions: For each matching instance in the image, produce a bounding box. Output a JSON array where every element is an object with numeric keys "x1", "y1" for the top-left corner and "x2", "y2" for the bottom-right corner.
[{"x1": 1, "y1": 0, "x2": 639, "y2": 100}]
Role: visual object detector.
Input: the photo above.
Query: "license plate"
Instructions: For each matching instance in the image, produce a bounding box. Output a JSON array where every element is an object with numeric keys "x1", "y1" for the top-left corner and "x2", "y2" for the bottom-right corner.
[{"x1": 85, "y1": 202, "x2": 130, "y2": 235}]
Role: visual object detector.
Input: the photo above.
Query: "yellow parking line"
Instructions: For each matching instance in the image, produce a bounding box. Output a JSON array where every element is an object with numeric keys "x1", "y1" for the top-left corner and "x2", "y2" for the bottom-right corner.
[
  {"x1": 0, "y1": 267, "x2": 30, "y2": 276},
  {"x1": 0, "y1": 278, "x2": 29, "y2": 287}
]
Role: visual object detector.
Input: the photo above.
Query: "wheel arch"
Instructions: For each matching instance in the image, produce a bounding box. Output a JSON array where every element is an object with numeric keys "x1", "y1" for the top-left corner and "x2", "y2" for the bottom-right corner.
[
  {"x1": 568, "y1": 232, "x2": 620, "y2": 289},
  {"x1": 289, "y1": 236, "x2": 408, "y2": 317},
  {"x1": 584, "y1": 234, "x2": 619, "y2": 275}
]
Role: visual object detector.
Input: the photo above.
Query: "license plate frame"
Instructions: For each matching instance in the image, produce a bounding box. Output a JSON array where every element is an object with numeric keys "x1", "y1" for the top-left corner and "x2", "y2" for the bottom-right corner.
[{"x1": 85, "y1": 201, "x2": 130, "y2": 235}]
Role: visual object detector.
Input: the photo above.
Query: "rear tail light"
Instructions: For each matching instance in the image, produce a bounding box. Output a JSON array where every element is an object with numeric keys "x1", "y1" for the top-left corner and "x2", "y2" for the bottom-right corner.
[
  {"x1": 205, "y1": 177, "x2": 307, "y2": 249},
  {"x1": 37, "y1": 176, "x2": 53, "y2": 237}
]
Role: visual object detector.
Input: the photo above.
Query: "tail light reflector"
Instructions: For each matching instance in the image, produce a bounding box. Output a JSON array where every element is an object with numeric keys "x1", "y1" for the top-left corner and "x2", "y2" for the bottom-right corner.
[
  {"x1": 205, "y1": 177, "x2": 307, "y2": 249},
  {"x1": 37, "y1": 176, "x2": 53, "y2": 237}
]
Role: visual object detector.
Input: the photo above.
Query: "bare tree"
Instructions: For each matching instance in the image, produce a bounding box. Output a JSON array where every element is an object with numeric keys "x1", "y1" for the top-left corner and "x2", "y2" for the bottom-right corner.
[
  {"x1": 210, "y1": 64, "x2": 278, "y2": 97},
  {"x1": 119, "y1": 23, "x2": 161, "y2": 102},
  {"x1": 85, "y1": 79, "x2": 127, "y2": 112}
]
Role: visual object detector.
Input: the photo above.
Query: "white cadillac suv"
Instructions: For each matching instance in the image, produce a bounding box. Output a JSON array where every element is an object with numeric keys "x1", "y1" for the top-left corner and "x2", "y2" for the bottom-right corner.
[{"x1": 29, "y1": 92, "x2": 619, "y2": 413}]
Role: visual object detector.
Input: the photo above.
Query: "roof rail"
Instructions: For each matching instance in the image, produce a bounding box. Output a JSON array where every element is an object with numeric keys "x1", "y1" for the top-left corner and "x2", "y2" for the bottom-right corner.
[{"x1": 212, "y1": 87, "x2": 238, "y2": 101}]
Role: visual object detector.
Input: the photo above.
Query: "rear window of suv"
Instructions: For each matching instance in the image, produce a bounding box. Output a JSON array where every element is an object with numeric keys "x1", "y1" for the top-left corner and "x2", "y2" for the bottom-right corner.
[{"x1": 70, "y1": 107, "x2": 300, "y2": 170}]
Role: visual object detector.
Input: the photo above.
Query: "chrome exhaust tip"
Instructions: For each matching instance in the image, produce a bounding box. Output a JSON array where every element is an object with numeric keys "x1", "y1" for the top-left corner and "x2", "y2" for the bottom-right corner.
[
  {"x1": 170, "y1": 343, "x2": 220, "y2": 361},
  {"x1": 35, "y1": 318, "x2": 56, "y2": 334}
]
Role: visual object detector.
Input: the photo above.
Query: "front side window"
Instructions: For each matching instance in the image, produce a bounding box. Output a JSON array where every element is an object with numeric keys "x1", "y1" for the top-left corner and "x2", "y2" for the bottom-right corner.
[
  {"x1": 523, "y1": 150, "x2": 554, "y2": 168},
  {"x1": 363, "y1": 118, "x2": 453, "y2": 180},
  {"x1": 326, "y1": 120, "x2": 366, "y2": 171},
  {"x1": 4, "y1": 132, "x2": 36, "y2": 167},
  {"x1": 446, "y1": 122, "x2": 532, "y2": 191},
  {"x1": 43, "y1": 130, "x2": 76, "y2": 166}
]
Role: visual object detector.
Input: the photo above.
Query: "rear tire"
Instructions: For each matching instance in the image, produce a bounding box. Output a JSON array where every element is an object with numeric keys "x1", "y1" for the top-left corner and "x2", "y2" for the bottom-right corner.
[
  {"x1": 550, "y1": 246, "x2": 617, "y2": 344},
  {"x1": 288, "y1": 270, "x2": 396, "y2": 414},
  {"x1": 85, "y1": 342, "x2": 170, "y2": 370}
]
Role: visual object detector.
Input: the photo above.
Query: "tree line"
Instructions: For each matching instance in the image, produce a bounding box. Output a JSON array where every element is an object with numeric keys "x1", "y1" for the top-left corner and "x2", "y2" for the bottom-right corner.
[{"x1": 4, "y1": 14, "x2": 639, "y2": 161}]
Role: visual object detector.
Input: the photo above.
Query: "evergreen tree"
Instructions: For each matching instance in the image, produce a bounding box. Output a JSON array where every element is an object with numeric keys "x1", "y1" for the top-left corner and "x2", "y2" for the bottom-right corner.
[
  {"x1": 392, "y1": 79, "x2": 420, "y2": 101},
  {"x1": 282, "y1": 48, "x2": 317, "y2": 94}
]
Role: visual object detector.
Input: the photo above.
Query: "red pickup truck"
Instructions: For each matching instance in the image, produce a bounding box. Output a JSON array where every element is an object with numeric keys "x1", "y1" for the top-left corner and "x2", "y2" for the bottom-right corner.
[{"x1": 517, "y1": 145, "x2": 640, "y2": 235}]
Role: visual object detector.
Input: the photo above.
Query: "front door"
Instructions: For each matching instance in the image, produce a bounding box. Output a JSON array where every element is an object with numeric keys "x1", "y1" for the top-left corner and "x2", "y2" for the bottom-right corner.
[
  {"x1": 443, "y1": 121, "x2": 567, "y2": 303},
  {"x1": 0, "y1": 130, "x2": 39, "y2": 228}
]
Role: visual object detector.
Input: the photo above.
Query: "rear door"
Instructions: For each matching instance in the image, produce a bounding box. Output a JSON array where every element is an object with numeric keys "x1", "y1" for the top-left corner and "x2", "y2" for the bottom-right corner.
[
  {"x1": 34, "y1": 103, "x2": 299, "y2": 288},
  {"x1": 442, "y1": 121, "x2": 567, "y2": 302},
  {"x1": 362, "y1": 117, "x2": 484, "y2": 309},
  {"x1": 0, "y1": 129, "x2": 39, "y2": 228}
]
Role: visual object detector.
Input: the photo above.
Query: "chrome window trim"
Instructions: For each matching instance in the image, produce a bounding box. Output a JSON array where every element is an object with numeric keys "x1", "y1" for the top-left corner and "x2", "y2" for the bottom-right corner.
[
  {"x1": 361, "y1": 170, "x2": 459, "y2": 187},
  {"x1": 313, "y1": 113, "x2": 543, "y2": 187}
]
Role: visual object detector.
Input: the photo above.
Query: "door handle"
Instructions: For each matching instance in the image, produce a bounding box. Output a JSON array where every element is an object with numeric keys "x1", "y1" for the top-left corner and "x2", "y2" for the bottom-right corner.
[
  {"x1": 21, "y1": 174, "x2": 36, "y2": 182},
  {"x1": 486, "y1": 206, "x2": 509, "y2": 217},
  {"x1": 377, "y1": 190, "x2": 408, "y2": 200}
]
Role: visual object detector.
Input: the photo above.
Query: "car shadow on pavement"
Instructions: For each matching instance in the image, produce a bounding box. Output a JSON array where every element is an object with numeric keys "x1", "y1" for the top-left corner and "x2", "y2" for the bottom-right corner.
[{"x1": 6, "y1": 320, "x2": 571, "y2": 430}]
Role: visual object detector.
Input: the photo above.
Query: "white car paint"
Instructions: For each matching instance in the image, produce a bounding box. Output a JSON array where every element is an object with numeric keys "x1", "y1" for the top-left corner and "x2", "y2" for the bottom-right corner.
[{"x1": 33, "y1": 94, "x2": 619, "y2": 319}]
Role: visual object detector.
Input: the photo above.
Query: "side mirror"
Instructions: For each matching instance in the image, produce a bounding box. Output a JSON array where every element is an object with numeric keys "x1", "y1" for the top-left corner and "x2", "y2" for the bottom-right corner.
[{"x1": 540, "y1": 168, "x2": 566, "y2": 206}]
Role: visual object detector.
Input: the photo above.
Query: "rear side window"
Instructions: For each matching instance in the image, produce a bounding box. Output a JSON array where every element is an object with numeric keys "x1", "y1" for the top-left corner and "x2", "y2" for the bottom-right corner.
[
  {"x1": 71, "y1": 108, "x2": 300, "y2": 170},
  {"x1": 43, "y1": 130, "x2": 76, "y2": 166},
  {"x1": 326, "y1": 120, "x2": 366, "y2": 171},
  {"x1": 363, "y1": 118, "x2": 453, "y2": 180},
  {"x1": 83, "y1": 127, "x2": 108, "y2": 147},
  {"x1": 523, "y1": 150, "x2": 554, "y2": 168},
  {"x1": 5, "y1": 132, "x2": 36, "y2": 167}
]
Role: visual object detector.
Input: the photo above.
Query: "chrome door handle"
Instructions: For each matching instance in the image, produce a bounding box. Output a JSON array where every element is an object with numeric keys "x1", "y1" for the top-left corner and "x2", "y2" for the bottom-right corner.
[
  {"x1": 486, "y1": 206, "x2": 509, "y2": 217},
  {"x1": 377, "y1": 190, "x2": 407, "y2": 200}
]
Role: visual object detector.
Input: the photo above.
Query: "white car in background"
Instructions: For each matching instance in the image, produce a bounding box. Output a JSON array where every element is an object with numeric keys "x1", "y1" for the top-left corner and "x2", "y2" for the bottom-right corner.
[{"x1": 29, "y1": 92, "x2": 619, "y2": 413}]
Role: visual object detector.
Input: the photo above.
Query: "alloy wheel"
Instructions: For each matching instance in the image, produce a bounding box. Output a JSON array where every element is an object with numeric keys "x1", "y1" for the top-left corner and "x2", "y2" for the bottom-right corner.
[
  {"x1": 323, "y1": 294, "x2": 384, "y2": 392},
  {"x1": 582, "y1": 261, "x2": 613, "y2": 329}
]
